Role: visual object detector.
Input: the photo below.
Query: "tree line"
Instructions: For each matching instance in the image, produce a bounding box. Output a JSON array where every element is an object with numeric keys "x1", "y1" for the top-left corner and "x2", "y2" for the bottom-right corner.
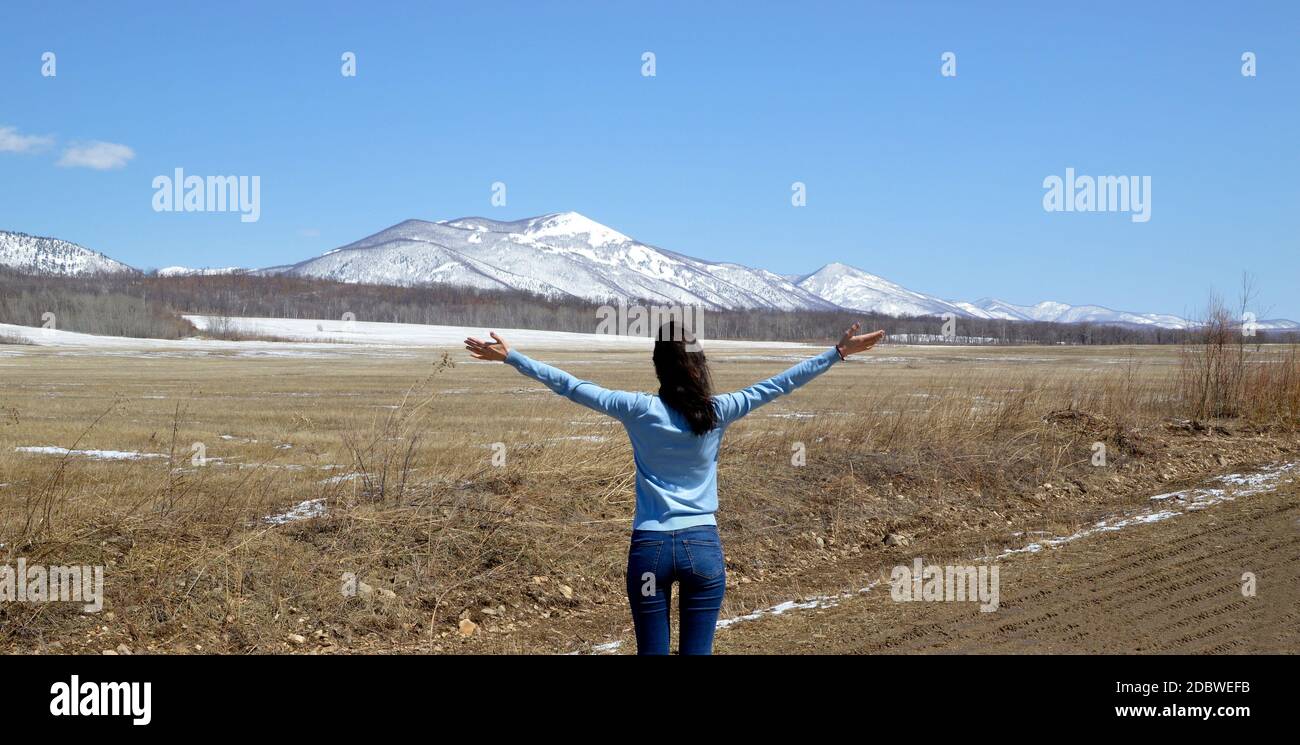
[{"x1": 1, "y1": 269, "x2": 1295, "y2": 345}]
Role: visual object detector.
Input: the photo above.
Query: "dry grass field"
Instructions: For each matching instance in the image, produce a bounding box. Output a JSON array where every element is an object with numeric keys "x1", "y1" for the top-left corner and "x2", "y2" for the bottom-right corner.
[{"x1": 1, "y1": 339, "x2": 1297, "y2": 654}]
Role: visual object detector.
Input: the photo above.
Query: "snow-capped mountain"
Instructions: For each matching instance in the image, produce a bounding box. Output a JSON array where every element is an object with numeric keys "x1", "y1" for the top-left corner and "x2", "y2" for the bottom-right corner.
[
  {"x1": 950, "y1": 298, "x2": 1300, "y2": 331},
  {"x1": 795, "y1": 262, "x2": 976, "y2": 319},
  {"x1": 1255, "y1": 319, "x2": 1300, "y2": 331},
  {"x1": 156, "y1": 266, "x2": 248, "y2": 277},
  {"x1": 265, "y1": 213, "x2": 1299, "y2": 329},
  {"x1": 0, "y1": 230, "x2": 135, "y2": 276},
  {"x1": 792, "y1": 263, "x2": 1300, "y2": 330},
  {"x1": 791, "y1": 263, "x2": 1210, "y2": 329},
  {"x1": 954, "y1": 298, "x2": 1194, "y2": 329},
  {"x1": 274, "y1": 212, "x2": 839, "y2": 312}
]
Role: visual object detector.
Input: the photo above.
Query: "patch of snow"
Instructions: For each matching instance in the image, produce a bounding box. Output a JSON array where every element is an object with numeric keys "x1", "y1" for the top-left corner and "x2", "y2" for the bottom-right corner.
[
  {"x1": 993, "y1": 462, "x2": 1298, "y2": 559},
  {"x1": 0, "y1": 317, "x2": 820, "y2": 353},
  {"x1": 716, "y1": 581, "x2": 881, "y2": 630},
  {"x1": 15, "y1": 446, "x2": 165, "y2": 461},
  {"x1": 320, "y1": 473, "x2": 361, "y2": 485},
  {"x1": 263, "y1": 498, "x2": 327, "y2": 526}
]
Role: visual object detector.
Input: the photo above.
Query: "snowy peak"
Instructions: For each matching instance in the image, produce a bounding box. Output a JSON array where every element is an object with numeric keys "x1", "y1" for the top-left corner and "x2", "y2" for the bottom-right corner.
[
  {"x1": 522, "y1": 211, "x2": 632, "y2": 247},
  {"x1": 0, "y1": 230, "x2": 135, "y2": 276},
  {"x1": 430, "y1": 212, "x2": 632, "y2": 247},
  {"x1": 965, "y1": 297, "x2": 1036, "y2": 321},
  {"x1": 795, "y1": 262, "x2": 971, "y2": 319}
]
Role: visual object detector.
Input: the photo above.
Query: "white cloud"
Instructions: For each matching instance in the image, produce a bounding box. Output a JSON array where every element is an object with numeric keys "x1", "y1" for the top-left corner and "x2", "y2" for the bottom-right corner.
[
  {"x1": 58, "y1": 141, "x2": 135, "y2": 170},
  {"x1": 0, "y1": 125, "x2": 55, "y2": 153}
]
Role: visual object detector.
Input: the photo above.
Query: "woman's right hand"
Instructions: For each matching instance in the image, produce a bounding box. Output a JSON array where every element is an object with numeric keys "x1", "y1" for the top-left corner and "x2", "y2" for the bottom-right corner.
[
  {"x1": 464, "y1": 331, "x2": 511, "y2": 362},
  {"x1": 835, "y1": 322, "x2": 885, "y2": 357}
]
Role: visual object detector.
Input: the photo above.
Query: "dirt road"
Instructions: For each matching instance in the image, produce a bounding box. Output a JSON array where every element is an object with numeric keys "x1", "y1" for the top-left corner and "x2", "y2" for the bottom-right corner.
[{"x1": 714, "y1": 474, "x2": 1300, "y2": 654}]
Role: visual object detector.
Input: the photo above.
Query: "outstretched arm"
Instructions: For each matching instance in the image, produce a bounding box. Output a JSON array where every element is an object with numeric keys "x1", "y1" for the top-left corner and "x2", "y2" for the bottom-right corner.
[
  {"x1": 464, "y1": 332, "x2": 646, "y2": 422},
  {"x1": 714, "y1": 322, "x2": 884, "y2": 425}
]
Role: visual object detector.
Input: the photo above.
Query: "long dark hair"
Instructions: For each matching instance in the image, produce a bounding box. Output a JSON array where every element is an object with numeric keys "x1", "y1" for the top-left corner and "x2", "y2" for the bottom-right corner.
[{"x1": 653, "y1": 320, "x2": 717, "y2": 436}]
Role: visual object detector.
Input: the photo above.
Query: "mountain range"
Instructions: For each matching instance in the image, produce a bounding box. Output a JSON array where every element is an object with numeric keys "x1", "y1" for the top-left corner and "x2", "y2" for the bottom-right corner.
[{"x1": 2, "y1": 215, "x2": 1295, "y2": 331}]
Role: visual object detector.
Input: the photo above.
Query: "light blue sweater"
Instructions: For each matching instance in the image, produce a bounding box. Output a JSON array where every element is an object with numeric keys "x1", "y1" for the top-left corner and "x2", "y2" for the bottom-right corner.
[{"x1": 504, "y1": 347, "x2": 841, "y2": 531}]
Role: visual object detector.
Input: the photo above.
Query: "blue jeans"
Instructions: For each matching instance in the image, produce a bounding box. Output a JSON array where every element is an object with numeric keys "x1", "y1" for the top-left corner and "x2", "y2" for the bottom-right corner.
[{"x1": 625, "y1": 525, "x2": 727, "y2": 655}]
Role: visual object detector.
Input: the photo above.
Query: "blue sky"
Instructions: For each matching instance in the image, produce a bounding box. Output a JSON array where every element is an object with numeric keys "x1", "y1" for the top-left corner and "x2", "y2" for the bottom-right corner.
[{"x1": 2, "y1": 1, "x2": 1297, "y2": 318}]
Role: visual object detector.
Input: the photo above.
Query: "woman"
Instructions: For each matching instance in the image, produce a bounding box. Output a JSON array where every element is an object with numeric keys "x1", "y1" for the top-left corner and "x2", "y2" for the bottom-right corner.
[{"x1": 464, "y1": 320, "x2": 885, "y2": 654}]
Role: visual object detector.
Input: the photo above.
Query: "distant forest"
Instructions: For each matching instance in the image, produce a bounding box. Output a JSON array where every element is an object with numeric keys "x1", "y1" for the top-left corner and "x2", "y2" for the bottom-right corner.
[{"x1": 1, "y1": 269, "x2": 1295, "y2": 345}]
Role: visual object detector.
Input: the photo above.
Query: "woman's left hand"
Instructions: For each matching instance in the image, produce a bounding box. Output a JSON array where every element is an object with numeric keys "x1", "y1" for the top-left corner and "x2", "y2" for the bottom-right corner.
[
  {"x1": 464, "y1": 331, "x2": 511, "y2": 362},
  {"x1": 835, "y1": 322, "x2": 885, "y2": 357}
]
